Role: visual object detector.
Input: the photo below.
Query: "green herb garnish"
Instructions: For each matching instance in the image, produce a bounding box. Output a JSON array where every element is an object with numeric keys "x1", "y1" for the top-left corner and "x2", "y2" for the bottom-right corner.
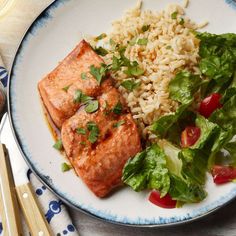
[
  {"x1": 85, "y1": 100, "x2": 99, "y2": 113},
  {"x1": 76, "y1": 127, "x2": 86, "y2": 135},
  {"x1": 113, "y1": 120, "x2": 125, "y2": 128},
  {"x1": 166, "y1": 45, "x2": 172, "y2": 49},
  {"x1": 137, "y1": 38, "x2": 148, "y2": 46},
  {"x1": 61, "y1": 162, "x2": 72, "y2": 172},
  {"x1": 95, "y1": 33, "x2": 107, "y2": 41},
  {"x1": 94, "y1": 47, "x2": 108, "y2": 56},
  {"x1": 120, "y1": 79, "x2": 140, "y2": 91},
  {"x1": 90, "y1": 64, "x2": 107, "y2": 85},
  {"x1": 124, "y1": 63, "x2": 144, "y2": 77},
  {"x1": 87, "y1": 121, "x2": 99, "y2": 143},
  {"x1": 62, "y1": 85, "x2": 70, "y2": 92},
  {"x1": 179, "y1": 18, "x2": 185, "y2": 25},
  {"x1": 53, "y1": 139, "x2": 63, "y2": 150},
  {"x1": 141, "y1": 24, "x2": 150, "y2": 32},
  {"x1": 81, "y1": 94, "x2": 93, "y2": 104},
  {"x1": 80, "y1": 141, "x2": 86, "y2": 146},
  {"x1": 74, "y1": 90, "x2": 82, "y2": 103},
  {"x1": 112, "y1": 102, "x2": 122, "y2": 115},
  {"x1": 171, "y1": 11, "x2": 178, "y2": 19},
  {"x1": 81, "y1": 72, "x2": 87, "y2": 80}
]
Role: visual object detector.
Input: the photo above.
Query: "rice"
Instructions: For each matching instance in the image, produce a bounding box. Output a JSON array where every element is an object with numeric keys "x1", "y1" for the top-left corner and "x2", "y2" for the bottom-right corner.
[{"x1": 91, "y1": 2, "x2": 201, "y2": 139}]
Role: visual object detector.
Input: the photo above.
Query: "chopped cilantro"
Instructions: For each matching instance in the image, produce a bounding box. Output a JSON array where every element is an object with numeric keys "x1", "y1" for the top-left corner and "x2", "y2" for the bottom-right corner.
[
  {"x1": 81, "y1": 72, "x2": 87, "y2": 80},
  {"x1": 171, "y1": 11, "x2": 178, "y2": 19},
  {"x1": 95, "y1": 33, "x2": 107, "y2": 41},
  {"x1": 124, "y1": 63, "x2": 144, "y2": 77},
  {"x1": 53, "y1": 139, "x2": 63, "y2": 150},
  {"x1": 61, "y1": 162, "x2": 72, "y2": 172},
  {"x1": 81, "y1": 94, "x2": 93, "y2": 104},
  {"x1": 73, "y1": 90, "x2": 82, "y2": 103},
  {"x1": 87, "y1": 121, "x2": 99, "y2": 143},
  {"x1": 90, "y1": 64, "x2": 107, "y2": 85},
  {"x1": 112, "y1": 102, "x2": 122, "y2": 115},
  {"x1": 120, "y1": 79, "x2": 140, "y2": 91},
  {"x1": 111, "y1": 55, "x2": 122, "y2": 71},
  {"x1": 137, "y1": 38, "x2": 148, "y2": 46},
  {"x1": 179, "y1": 18, "x2": 185, "y2": 25},
  {"x1": 80, "y1": 141, "x2": 86, "y2": 146},
  {"x1": 85, "y1": 100, "x2": 99, "y2": 113},
  {"x1": 113, "y1": 120, "x2": 125, "y2": 128},
  {"x1": 76, "y1": 127, "x2": 86, "y2": 135},
  {"x1": 94, "y1": 46, "x2": 108, "y2": 56},
  {"x1": 62, "y1": 85, "x2": 70, "y2": 92},
  {"x1": 141, "y1": 24, "x2": 150, "y2": 32}
]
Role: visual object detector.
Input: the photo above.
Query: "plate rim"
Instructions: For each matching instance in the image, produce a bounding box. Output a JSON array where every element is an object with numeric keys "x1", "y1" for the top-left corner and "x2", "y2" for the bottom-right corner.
[{"x1": 6, "y1": 0, "x2": 236, "y2": 227}]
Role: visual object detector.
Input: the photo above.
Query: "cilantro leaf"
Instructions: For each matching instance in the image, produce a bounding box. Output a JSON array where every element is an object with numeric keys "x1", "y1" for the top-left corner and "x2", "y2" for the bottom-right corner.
[
  {"x1": 61, "y1": 162, "x2": 72, "y2": 172},
  {"x1": 73, "y1": 90, "x2": 82, "y2": 103},
  {"x1": 62, "y1": 85, "x2": 71, "y2": 92},
  {"x1": 95, "y1": 33, "x2": 107, "y2": 41},
  {"x1": 141, "y1": 24, "x2": 150, "y2": 32},
  {"x1": 179, "y1": 18, "x2": 185, "y2": 25},
  {"x1": 76, "y1": 127, "x2": 86, "y2": 135},
  {"x1": 87, "y1": 121, "x2": 99, "y2": 143},
  {"x1": 137, "y1": 38, "x2": 148, "y2": 46},
  {"x1": 120, "y1": 79, "x2": 140, "y2": 91},
  {"x1": 113, "y1": 120, "x2": 125, "y2": 128},
  {"x1": 53, "y1": 139, "x2": 63, "y2": 151},
  {"x1": 94, "y1": 46, "x2": 108, "y2": 56},
  {"x1": 171, "y1": 11, "x2": 178, "y2": 19},
  {"x1": 112, "y1": 102, "x2": 122, "y2": 115},
  {"x1": 85, "y1": 100, "x2": 99, "y2": 113},
  {"x1": 90, "y1": 64, "x2": 107, "y2": 85}
]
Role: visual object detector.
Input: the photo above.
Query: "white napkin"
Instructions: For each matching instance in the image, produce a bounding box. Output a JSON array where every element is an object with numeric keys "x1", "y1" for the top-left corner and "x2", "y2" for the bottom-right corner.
[{"x1": 0, "y1": 56, "x2": 79, "y2": 236}]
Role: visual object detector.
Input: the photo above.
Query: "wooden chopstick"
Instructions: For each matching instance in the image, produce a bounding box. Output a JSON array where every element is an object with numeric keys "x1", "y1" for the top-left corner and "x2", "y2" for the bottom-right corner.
[{"x1": 0, "y1": 143, "x2": 23, "y2": 235}]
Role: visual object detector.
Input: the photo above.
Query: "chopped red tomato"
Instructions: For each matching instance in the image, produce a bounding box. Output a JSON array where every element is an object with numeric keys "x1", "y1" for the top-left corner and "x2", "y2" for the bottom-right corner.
[
  {"x1": 180, "y1": 126, "x2": 201, "y2": 148},
  {"x1": 149, "y1": 190, "x2": 177, "y2": 208},
  {"x1": 212, "y1": 165, "x2": 236, "y2": 184},
  {"x1": 198, "y1": 93, "x2": 222, "y2": 118}
]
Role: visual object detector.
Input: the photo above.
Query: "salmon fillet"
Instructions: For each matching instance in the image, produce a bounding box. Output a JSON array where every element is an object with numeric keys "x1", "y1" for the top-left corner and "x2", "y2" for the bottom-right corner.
[
  {"x1": 38, "y1": 40, "x2": 110, "y2": 128},
  {"x1": 61, "y1": 88, "x2": 141, "y2": 197}
]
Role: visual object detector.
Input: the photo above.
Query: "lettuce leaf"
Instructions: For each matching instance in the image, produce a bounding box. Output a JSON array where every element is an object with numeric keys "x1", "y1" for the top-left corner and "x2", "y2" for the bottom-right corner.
[
  {"x1": 151, "y1": 71, "x2": 201, "y2": 139},
  {"x1": 122, "y1": 144, "x2": 170, "y2": 197},
  {"x1": 169, "y1": 71, "x2": 202, "y2": 104},
  {"x1": 123, "y1": 141, "x2": 207, "y2": 203},
  {"x1": 197, "y1": 32, "x2": 236, "y2": 93},
  {"x1": 210, "y1": 94, "x2": 236, "y2": 134}
]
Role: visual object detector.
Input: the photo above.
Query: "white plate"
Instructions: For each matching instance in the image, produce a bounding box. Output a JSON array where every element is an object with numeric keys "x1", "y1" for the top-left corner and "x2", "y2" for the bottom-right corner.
[{"x1": 8, "y1": 0, "x2": 236, "y2": 226}]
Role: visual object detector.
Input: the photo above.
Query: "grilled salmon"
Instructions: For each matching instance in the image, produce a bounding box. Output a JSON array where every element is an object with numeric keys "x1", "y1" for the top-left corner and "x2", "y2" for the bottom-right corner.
[
  {"x1": 39, "y1": 40, "x2": 142, "y2": 197},
  {"x1": 38, "y1": 40, "x2": 110, "y2": 128},
  {"x1": 61, "y1": 88, "x2": 141, "y2": 197}
]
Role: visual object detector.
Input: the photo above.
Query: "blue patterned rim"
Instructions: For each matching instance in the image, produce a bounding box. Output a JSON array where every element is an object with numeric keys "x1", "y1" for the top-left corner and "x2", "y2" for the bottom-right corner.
[{"x1": 7, "y1": 0, "x2": 236, "y2": 227}]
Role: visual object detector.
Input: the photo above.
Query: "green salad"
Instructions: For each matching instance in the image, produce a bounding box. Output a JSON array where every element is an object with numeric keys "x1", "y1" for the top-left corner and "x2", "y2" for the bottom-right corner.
[{"x1": 122, "y1": 32, "x2": 236, "y2": 207}]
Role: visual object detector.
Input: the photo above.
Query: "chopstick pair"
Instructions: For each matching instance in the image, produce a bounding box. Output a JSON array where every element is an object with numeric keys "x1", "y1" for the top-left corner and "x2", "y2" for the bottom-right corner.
[{"x1": 0, "y1": 134, "x2": 52, "y2": 235}]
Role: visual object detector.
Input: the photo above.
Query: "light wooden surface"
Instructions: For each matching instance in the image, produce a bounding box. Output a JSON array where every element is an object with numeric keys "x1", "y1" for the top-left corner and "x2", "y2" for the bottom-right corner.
[
  {"x1": 16, "y1": 183, "x2": 52, "y2": 236},
  {"x1": 0, "y1": 144, "x2": 23, "y2": 235},
  {"x1": 1, "y1": 1, "x2": 236, "y2": 235}
]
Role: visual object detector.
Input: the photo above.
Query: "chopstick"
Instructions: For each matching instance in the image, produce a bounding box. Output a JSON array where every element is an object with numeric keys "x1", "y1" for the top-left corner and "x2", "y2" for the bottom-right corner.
[{"x1": 0, "y1": 143, "x2": 23, "y2": 235}]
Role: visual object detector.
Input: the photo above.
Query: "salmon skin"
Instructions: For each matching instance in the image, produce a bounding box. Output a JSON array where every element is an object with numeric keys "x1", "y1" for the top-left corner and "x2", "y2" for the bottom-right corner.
[
  {"x1": 38, "y1": 40, "x2": 141, "y2": 197},
  {"x1": 38, "y1": 40, "x2": 108, "y2": 128}
]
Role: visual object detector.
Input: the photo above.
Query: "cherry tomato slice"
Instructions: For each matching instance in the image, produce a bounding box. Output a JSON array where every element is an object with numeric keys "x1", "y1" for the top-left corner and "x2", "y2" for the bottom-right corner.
[
  {"x1": 180, "y1": 126, "x2": 201, "y2": 148},
  {"x1": 149, "y1": 190, "x2": 177, "y2": 209},
  {"x1": 212, "y1": 165, "x2": 236, "y2": 184},
  {"x1": 198, "y1": 93, "x2": 222, "y2": 118}
]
